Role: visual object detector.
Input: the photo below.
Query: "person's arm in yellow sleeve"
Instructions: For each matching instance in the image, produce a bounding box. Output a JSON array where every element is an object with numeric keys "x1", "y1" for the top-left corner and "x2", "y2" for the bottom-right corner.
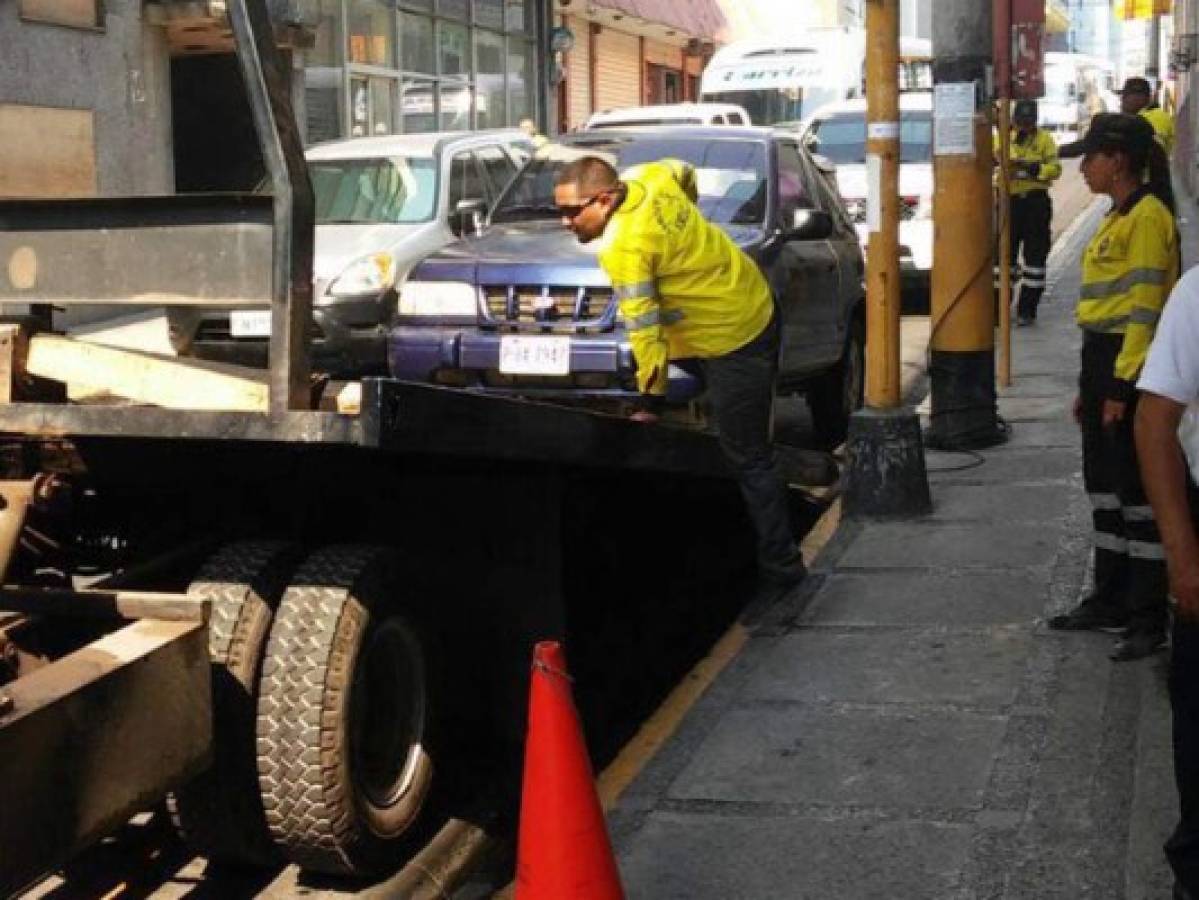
[
  {"x1": 1110, "y1": 213, "x2": 1175, "y2": 404},
  {"x1": 603, "y1": 244, "x2": 668, "y2": 397},
  {"x1": 1037, "y1": 132, "x2": 1062, "y2": 184}
]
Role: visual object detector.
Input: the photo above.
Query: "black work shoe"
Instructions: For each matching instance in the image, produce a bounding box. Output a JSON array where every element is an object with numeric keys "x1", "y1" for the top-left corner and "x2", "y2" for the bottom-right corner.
[
  {"x1": 1174, "y1": 880, "x2": 1196, "y2": 900},
  {"x1": 1110, "y1": 629, "x2": 1167, "y2": 662},
  {"x1": 1017, "y1": 315, "x2": 1034, "y2": 327},
  {"x1": 1049, "y1": 599, "x2": 1127, "y2": 632}
]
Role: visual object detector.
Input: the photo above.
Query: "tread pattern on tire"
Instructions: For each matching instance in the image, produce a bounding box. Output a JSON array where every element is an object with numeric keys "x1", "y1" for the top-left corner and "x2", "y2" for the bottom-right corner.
[
  {"x1": 256, "y1": 545, "x2": 398, "y2": 875},
  {"x1": 170, "y1": 540, "x2": 298, "y2": 865}
]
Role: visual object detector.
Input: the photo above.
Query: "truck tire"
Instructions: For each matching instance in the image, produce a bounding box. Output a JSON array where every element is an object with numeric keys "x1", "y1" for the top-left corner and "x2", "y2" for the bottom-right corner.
[
  {"x1": 809, "y1": 316, "x2": 865, "y2": 449},
  {"x1": 170, "y1": 540, "x2": 300, "y2": 866},
  {"x1": 255, "y1": 546, "x2": 433, "y2": 875}
]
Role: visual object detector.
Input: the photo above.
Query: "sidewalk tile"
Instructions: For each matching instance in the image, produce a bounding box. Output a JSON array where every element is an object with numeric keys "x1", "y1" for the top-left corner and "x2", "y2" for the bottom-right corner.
[
  {"x1": 618, "y1": 813, "x2": 970, "y2": 900},
  {"x1": 837, "y1": 522, "x2": 1061, "y2": 569},
  {"x1": 740, "y1": 629, "x2": 1031, "y2": 708},
  {"x1": 924, "y1": 448, "x2": 1079, "y2": 484},
  {"x1": 667, "y1": 705, "x2": 1006, "y2": 808},
  {"x1": 931, "y1": 482, "x2": 1075, "y2": 522},
  {"x1": 801, "y1": 572, "x2": 1048, "y2": 627}
]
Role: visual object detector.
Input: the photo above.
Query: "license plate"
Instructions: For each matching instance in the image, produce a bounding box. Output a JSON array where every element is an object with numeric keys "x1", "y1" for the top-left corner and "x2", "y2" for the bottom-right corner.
[
  {"x1": 498, "y1": 335, "x2": 571, "y2": 376},
  {"x1": 230, "y1": 310, "x2": 271, "y2": 338}
]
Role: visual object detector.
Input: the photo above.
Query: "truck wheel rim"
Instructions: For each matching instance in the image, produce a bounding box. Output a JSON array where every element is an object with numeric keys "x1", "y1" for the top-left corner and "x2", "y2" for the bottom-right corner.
[{"x1": 351, "y1": 619, "x2": 426, "y2": 810}]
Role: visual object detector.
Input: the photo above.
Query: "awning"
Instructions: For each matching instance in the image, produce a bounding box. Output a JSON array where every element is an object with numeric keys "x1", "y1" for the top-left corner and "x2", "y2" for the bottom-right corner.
[{"x1": 590, "y1": 0, "x2": 727, "y2": 40}]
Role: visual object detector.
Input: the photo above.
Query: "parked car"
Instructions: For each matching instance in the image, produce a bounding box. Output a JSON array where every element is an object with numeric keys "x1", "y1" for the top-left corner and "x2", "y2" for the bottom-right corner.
[
  {"x1": 798, "y1": 93, "x2": 933, "y2": 296},
  {"x1": 584, "y1": 103, "x2": 752, "y2": 129},
  {"x1": 168, "y1": 130, "x2": 532, "y2": 374},
  {"x1": 389, "y1": 127, "x2": 866, "y2": 445}
]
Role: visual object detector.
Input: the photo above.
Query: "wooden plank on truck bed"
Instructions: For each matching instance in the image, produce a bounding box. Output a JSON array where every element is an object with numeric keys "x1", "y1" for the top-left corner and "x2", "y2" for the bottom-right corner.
[{"x1": 24, "y1": 334, "x2": 270, "y2": 411}]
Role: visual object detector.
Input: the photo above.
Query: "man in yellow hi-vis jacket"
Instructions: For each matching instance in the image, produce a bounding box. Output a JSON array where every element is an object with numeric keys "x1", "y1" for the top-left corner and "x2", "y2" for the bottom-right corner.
[
  {"x1": 996, "y1": 100, "x2": 1062, "y2": 326},
  {"x1": 1119, "y1": 76, "x2": 1176, "y2": 155},
  {"x1": 553, "y1": 155, "x2": 805, "y2": 588}
]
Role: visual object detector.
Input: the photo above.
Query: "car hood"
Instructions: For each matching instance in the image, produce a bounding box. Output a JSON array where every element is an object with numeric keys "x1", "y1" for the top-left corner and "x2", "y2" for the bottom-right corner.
[
  {"x1": 410, "y1": 220, "x2": 768, "y2": 285},
  {"x1": 313, "y1": 221, "x2": 444, "y2": 281},
  {"x1": 835, "y1": 162, "x2": 933, "y2": 200}
]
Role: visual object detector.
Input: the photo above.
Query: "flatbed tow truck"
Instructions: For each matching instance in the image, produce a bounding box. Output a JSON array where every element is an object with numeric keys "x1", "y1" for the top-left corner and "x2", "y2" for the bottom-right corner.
[{"x1": 0, "y1": 3, "x2": 837, "y2": 894}]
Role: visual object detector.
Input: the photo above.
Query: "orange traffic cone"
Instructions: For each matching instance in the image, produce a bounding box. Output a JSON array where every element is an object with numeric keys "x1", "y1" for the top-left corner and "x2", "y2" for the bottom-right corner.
[{"x1": 515, "y1": 641, "x2": 625, "y2": 900}]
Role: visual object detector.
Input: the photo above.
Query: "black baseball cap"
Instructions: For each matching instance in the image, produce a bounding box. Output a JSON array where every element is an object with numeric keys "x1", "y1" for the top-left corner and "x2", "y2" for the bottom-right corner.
[
  {"x1": 1058, "y1": 112, "x2": 1156, "y2": 158},
  {"x1": 1013, "y1": 100, "x2": 1038, "y2": 122},
  {"x1": 1117, "y1": 76, "x2": 1153, "y2": 96}
]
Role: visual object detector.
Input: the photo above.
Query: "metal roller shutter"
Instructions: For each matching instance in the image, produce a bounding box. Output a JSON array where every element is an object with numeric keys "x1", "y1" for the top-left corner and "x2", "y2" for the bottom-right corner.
[
  {"x1": 594, "y1": 27, "x2": 640, "y2": 113},
  {"x1": 565, "y1": 16, "x2": 591, "y2": 129}
]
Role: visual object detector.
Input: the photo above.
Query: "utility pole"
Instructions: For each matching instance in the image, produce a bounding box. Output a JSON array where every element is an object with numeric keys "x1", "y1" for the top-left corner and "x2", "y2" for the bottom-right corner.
[
  {"x1": 927, "y1": 1, "x2": 1007, "y2": 450},
  {"x1": 844, "y1": 0, "x2": 932, "y2": 517}
]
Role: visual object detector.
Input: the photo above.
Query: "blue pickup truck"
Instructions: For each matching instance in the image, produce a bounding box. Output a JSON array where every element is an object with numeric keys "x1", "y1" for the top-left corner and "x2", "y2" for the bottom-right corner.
[{"x1": 388, "y1": 126, "x2": 865, "y2": 445}]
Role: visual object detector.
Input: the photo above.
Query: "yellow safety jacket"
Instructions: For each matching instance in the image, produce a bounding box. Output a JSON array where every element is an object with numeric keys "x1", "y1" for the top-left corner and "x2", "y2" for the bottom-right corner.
[
  {"x1": 1141, "y1": 106, "x2": 1175, "y2": 156},
  {"x1": 993, "y1": 128, "x2": 1062, "y2": 196},
  {"x1": 597, "y1": 159, "x2": 774, "y2": 396},
  {"x1": 1076, "y1": 187, "x2": 1179, "y2": 399}
]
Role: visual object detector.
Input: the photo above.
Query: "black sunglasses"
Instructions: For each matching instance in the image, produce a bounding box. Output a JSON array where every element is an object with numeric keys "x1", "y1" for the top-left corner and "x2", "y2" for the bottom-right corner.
[{"x1": 558, "y1": 191, "x2": 610, "y2": 220}]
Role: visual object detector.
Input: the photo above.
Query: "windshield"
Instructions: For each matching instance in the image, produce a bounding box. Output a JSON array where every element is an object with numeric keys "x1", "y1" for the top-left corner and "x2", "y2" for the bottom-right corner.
[
  {"x1": 805, "y1": 112, "x2": 932, "y2": 165},
  {"x1": 310, "y1": 156, "x2": 438, "y2": 225},
  {"x1": 703, "y1": 86, "x2": 839, "y2": 126},
  {"x1": 491, "y1": 137, "x2": 769, "y2": 226}
]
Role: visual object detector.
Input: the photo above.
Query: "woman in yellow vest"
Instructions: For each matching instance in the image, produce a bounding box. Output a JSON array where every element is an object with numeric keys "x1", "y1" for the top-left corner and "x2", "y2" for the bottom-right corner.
[{"x1": 1050, "y1": 113, "x2": 1179, "y2": 661}]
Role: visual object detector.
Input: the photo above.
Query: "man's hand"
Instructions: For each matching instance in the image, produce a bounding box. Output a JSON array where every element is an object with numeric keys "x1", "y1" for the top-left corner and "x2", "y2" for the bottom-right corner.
[
  {"x1": 1171, "y1": 559, "x2": 1199, "y2": 621},
  {"x1": 1073, "y1": 394, "x2": 1083, "y2": 426},
  {"x1": 1102, "y1": 399, "x2": 1127, "y2": 428}
]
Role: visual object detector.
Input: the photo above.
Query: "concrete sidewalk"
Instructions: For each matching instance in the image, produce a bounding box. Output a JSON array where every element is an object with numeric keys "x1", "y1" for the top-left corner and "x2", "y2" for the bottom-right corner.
[{"x1": 608, "y1": 196, "x2": 1191, "y2": 898}]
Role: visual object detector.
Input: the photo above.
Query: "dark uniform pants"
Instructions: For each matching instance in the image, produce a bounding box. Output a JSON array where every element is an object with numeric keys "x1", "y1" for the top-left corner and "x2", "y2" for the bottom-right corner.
[
  {"x1": 1079, "y1": 332, "x2": 1168, "y2": 633},
  {"x1": 1010, "y1": 190, "x2": 1052, "y2": 319},
  {"x1": 1168, "y1": 610, "x2": 1199, "y2": 894},
  {"x1": 700, "y1": 314, "x2": 798, "y2": 574}
]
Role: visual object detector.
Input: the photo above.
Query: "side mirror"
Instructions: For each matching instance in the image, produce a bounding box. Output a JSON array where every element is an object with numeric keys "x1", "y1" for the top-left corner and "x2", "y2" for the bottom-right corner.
[
  {"x1": 453, "y1": 198, "x2": 488, "y2": 237},
  {"x1": 785, "y1": 207, "x2": 834, "y2": 241}
]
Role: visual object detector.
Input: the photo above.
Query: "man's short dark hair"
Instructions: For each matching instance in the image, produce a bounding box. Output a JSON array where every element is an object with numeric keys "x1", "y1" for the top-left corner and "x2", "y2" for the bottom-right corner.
[{"x1": 557, "y1": 156, "x2": 619, "y2": 193}]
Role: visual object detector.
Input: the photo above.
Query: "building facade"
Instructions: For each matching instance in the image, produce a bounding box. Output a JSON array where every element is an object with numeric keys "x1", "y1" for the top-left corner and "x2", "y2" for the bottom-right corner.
[
  {"x1": 554, "y1": 0, "x2": 727, "y2": 132},
  {"x1": 302, "y1": 0, "x2": 546, "y2": 143}
]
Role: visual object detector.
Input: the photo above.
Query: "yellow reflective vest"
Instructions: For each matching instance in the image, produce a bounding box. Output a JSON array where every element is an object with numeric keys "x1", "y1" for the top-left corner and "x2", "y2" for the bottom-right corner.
[
  {"x1": 1141, "y1": 106, "x2": 1175, "y2": 156},
  {"x1": 596, "y1": 160, "x2": 774, "y2": 396},
  {"x1": 1076, "y1": 187, "x2": 1179, "y2": 395},
  {"x1": 993, "y1": 128, "x2": 1062, "y2": 196}
]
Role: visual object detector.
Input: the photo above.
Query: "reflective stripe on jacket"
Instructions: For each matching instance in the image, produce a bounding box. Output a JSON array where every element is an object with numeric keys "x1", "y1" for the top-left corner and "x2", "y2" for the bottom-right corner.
[
  {"x1": 1076, "y1": 187, "x2": 1179, "y2": 399},
  {"x1": 596, "y1": 159, "x2": 773, "y2": 395},
  {"x1": 1141, "y1": 106, "x2": 1175, "y2": 155},
  {"x1": 993, "y1": 128, "x2": 1062, "y2": 196}
]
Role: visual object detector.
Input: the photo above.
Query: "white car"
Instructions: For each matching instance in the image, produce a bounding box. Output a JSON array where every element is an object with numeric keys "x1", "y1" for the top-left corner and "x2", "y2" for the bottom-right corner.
[
  {"x1": 584, "y1": 102, "x2": 752, "y2": 129},
  {"x1": 798, "y1": 94, "x2": 933, "y2": 292},
  {"x1": 169, "y1": 130, "x2": 532, "y2": 374}
]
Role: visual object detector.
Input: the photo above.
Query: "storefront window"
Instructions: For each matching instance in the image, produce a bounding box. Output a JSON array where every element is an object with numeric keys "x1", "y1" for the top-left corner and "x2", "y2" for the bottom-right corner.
[
  {"x1": 401, "y1": 77, "x2": 437, "y2": 132},
  {"x1": 401, "y1": 12, "x2": 435, "y2": 74},
  {"x1": 301, "y1": 0, "x2": 538, "y2": 140},
  {"x1": 508, "y1": 38, "x2": 533, "y2": 124},
  {"x1": 505, "y1": 0, "x2": 532, "y2": 34},
  {"x1": 439, "y1": 82, "x2": 473, "y2": 130},
  {"x1": 438, "y1": 20, "x2": 469, "y2": 77},
  {"x1": 476, "y1": 30, "x2": 505, "y2": 128},
  {"x1": 475, "y1": 0, "x2": 503, "y2": 30},
  {"x1": 304, "y1": 0, "x2": 342, "y2": 66},
  {"x1": 347, "y1": 0, "x2": 395, "y2": 67},
  {"x1": 437, "y1": 0, "x2": 467, "y2": 20}
]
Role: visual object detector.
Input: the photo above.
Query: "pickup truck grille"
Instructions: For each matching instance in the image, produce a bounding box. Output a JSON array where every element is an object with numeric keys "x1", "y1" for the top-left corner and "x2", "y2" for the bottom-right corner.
[{"x1": 482, "y1": 286, "x2": 616, "y2": 331}]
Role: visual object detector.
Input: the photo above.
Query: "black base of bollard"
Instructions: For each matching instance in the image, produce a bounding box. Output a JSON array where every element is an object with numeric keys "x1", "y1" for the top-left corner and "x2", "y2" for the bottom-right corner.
[
  {"x1": 925, "y1": 348, "x2": 1008, "y2": 450},
  {"x1": 845, "y1": 407, "x2": 933, "y2": 518}
]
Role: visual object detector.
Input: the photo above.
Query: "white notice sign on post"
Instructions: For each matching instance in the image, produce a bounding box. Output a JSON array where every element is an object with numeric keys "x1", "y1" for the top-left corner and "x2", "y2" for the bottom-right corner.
[
  {"x1": 866, "y1": 154, "x2": 882, "y2": 233},
  {"x1": 934, "y1": 82, "x2": 976, "y2": 156}
]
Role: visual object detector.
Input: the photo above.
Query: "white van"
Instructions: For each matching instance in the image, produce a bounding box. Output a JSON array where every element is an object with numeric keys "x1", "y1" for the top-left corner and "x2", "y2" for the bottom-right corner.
[{"x1": 583, "y1": 103, "x2": 752, "y2": 129}]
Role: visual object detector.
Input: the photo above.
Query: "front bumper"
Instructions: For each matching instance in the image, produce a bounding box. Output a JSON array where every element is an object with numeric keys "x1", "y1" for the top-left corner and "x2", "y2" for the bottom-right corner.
[
  {"x1": 388, "y1": 326, "x2": 704, "y2": 402},
  {"x1": 170, "y1": 297, "x2": 390, "y2": 376}
]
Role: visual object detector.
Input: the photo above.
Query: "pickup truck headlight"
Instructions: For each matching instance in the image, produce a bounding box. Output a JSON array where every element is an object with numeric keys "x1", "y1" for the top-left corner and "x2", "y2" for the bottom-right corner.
[
  {"x1": 398, "y1": 281, "x2": 478, "y2": 317},
  {"x1": 328, "y1": 252, "x2": 397, "y2": 297}
]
